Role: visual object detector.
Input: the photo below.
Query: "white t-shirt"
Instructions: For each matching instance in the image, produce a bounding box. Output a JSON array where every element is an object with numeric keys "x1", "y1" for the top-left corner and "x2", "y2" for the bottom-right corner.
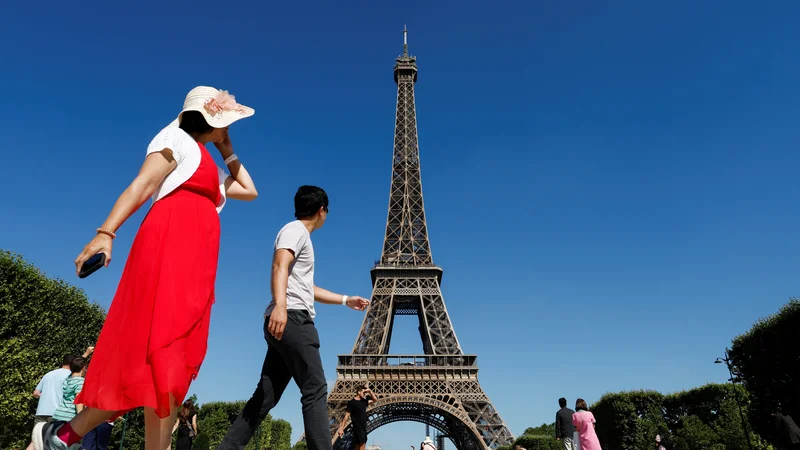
[
  {"x1": 264, "y1": 220, "x2": 316, "y2": 319},
  {"x1": 35, "y1": 368, "x2": 70, "y2": 416},
  {"x1": 146, "y1": 125, "x2": 231, "y2": 213}
]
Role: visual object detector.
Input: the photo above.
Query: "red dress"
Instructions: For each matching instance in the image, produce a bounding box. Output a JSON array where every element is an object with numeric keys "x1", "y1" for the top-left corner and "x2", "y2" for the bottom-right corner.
[{"x1": 76, "y1": 142, "x2": 221, "y2": 418}]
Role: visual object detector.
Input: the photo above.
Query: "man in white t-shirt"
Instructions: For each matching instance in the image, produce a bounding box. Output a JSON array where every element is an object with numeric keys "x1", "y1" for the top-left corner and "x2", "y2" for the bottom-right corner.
[{"x1": 219, "y1": 185, "x2": 370, "y2": 450}]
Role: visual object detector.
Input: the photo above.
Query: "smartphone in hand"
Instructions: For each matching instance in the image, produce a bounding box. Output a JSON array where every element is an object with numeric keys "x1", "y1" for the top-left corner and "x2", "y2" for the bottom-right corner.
[{"x1": 79, "y1": 253, "x2": 106, "y2": 279}]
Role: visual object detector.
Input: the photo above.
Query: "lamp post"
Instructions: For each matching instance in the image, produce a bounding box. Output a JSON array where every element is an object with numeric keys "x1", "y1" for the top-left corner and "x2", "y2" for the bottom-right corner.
[
  {"x1": 118, "y1": 413, "x2": 128, "y2": 450},
  {"x1": 715, "y1": 348, "x2": 754, "y2": 450}
]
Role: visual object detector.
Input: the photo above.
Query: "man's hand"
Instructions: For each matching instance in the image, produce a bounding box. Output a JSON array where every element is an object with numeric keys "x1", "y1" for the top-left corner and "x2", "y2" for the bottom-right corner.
[
  {"x1": 268, "y1": 305, "x2": 288, "y2": 340},
  {"x1": 338, "y1": 428, "x2": 344, "y2": 437},
  {"x1": 346, "y1": 296, "x2": 370, "y2": 311},
  {"x1": 84, "y1": 346, "x2": 95, "y2": 357}
]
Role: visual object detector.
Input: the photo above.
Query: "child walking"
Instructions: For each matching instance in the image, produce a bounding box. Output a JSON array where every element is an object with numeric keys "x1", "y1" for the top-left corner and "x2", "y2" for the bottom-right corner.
[{"x1": 51, "y1": 357, "x2": 88, "y2": 423}]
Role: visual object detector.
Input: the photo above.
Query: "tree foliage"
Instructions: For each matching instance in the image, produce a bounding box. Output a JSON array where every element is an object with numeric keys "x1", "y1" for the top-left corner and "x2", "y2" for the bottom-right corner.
[
  {"x1": 729, "y1": 298, "x2": 800, "y2": 443},
  {"x1": 270, "y1": 419, "x2": 292, "y2": 450},
  {"x1": 103, "y1": 398, "x2": 276, "y2": 450},
  {"x1": 0, "y1": 250, "x2": 106, "y2": 449},
  {"x1": 111, "y1": 408, "x2": 145, "y2": 450},
  {"x1": 591, "y1": 384, "x2": 768, "y2": 450},
  {"x1": 513, "y1": 434, "x2": 560, "y2": 450},
  {"x1": 192, "y1": 400, "x2": 274, "y2": 450},
  {"x1": 523, "y1": 424, "x2": 555, "y2": 437}
]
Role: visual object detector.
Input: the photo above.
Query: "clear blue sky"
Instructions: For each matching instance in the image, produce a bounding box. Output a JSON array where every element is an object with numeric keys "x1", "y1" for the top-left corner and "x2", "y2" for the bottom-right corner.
[{"x1": 2, "y1": 0, "x2": 800, "y2": 448}]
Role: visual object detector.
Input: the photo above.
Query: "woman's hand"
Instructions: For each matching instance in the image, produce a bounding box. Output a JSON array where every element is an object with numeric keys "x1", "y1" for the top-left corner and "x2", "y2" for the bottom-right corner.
[
  {"x1": 216, "y1": 128, "x2": 258, "y2": 201},
  {"x1": 213, "y1": 129, "x2": 233, "y2": 158},
  {"x1": 72, "y1": 149, "x2": 177, "y2": 277},
  {"x1": 75, "y1": 233, "x2": 113, "y2": 276}
]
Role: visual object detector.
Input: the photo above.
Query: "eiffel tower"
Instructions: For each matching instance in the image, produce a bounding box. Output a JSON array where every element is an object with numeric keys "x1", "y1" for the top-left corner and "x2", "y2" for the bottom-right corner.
[{"x1": 326, "y1": 28, "x2": 514, "y2": 450}]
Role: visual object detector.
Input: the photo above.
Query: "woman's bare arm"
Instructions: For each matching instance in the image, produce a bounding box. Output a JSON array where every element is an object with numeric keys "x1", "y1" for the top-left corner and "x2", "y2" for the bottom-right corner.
[
  {"x1": 74, "y1": 150, "x2": 176, "y2": 274},
  {"x1": 215, "y1": 131, "x2": 257, "y2": 201}
]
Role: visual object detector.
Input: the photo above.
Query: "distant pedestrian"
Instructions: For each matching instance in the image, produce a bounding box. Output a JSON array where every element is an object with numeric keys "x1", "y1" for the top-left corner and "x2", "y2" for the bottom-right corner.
[
  {"x1": 572, "y1": 399, "x2": 601, "y2": 450},
  {"x1": 420, "y1": 437, "x2": 436, "y2": 450},
  {"x1": 337, "y1": 384, "x2": 377, "y2": 450},
  {"x1": 655, "y1": 433, "x2": 666, "y2": 450},
  {"x1": 555, "y1": 397, "x2": 576, "y2": 450},
  {"x1": 772, "y1": 412, "x2": 800, "y2": 450},
  {"x1": 51, "y1": 357, "x2": 88, "y2": 422},
  {"x1": 173, "y1": 399, "x2": 198, "y2": 450}
]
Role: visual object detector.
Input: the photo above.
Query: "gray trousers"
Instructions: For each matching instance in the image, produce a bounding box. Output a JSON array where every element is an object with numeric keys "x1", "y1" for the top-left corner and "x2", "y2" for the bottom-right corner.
[
  {"x1": 218, "y1": 310, "x2": 331, "y2": 450},
  {"x1": 561, "y1": 437, "x2": 575, "y2": 450}
]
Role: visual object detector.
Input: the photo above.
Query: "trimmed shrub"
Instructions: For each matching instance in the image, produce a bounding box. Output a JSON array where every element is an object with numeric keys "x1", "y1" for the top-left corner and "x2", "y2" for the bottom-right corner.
[
  {"x1": 524, "y1": 424, "x2": 555, "y2": 437},
  {"x1": 592, "y1": 390, "x2": 665, "y2": 450},
  {"x1": 590, "y1": 384, "x2": 768, "y2": 450},
  {"x1": 270, "y1": 419, "x2": 292, "y2": 450},
  {"x1": 514, "y1": 434, "x2": 561, "y2": 450},
  {"x1": 0, "y1": 250, "x2": 106, "y2": 449},
  {"x1": 729, "y1": 298, "x2": 800, "y2": 443}
]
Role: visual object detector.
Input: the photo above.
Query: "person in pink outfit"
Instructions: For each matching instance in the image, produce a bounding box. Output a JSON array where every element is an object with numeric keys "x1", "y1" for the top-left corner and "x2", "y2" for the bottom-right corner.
[{"x1": 572, "y1": 399, "x2": 602, "y2": 450}]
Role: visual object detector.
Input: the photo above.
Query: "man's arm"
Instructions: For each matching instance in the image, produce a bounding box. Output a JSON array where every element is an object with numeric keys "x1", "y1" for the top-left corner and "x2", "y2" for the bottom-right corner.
[
  {"x1": 314, "y1": 286, "x2": 370, "y2": 310},
  {"x1": 365, "y1": 388, "x2": 378, "y2": 405},
  {"x1": 337, "y1": 411, "x2": 351, "y2": 436},
  {"x1": 268, "y1": 248, "x2": 296, "y2": 340},
  {"x1": 555, "y1": 412, "x2": 562, "y2": 439},
  {"x1": 33, "y1": 376, "x2": 45, "y2": 399},
  {"x1": 82, "y1": 346, "x2": 95, "y2": 358}
]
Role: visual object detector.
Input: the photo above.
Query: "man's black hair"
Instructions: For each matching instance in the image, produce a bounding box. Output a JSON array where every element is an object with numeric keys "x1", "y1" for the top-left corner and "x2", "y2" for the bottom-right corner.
[
  {"x1": 294, "y1": 185, "x2": 328, "y2": 219},
  {"x1": 62, "y1": 354, "x2": 76, "y2": 366},
  {"x1": 559, "y1": 397, "x2": 567, "y2": 408}
]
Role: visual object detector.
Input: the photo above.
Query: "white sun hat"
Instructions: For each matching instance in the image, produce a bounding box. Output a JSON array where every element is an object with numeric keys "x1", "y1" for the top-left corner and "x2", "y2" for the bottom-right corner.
[
  {"x1": 168, "y1": 86, "x2": 254, "y2": 128},
  {"x1": 423, "y1": 437, "x2": 434, "y2": 444}
]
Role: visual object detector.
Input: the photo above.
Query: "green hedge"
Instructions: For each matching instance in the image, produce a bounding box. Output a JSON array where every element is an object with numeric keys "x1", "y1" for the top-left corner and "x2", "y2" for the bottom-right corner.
[
  {"x1": 513, "y1": 434, "x2": 561, "y2": 450},
  {"x1": 0, "y1": 251, "x2": 106, "y2": 449},
  {"x1": 591, "y1": 384, "x2": 769, "y2": 450},
  {"x1": 730, "y1": 298, "x2": 800, "y2": 442},
  {"x1": 0, "y1": 251, "x2": 287, "y2": 450},
  {"x1": 106, "y1": 400, "x2": 278, "y2": 450},
  {"x1": 591, "y1": 390, "x2": 665, "y2": 450},
  {"x1": 193, "y1": 401, "x2": 277, "y2": 450},
  {"x1": 269, "y1": 419, "x2": 292, "y2": 450}
]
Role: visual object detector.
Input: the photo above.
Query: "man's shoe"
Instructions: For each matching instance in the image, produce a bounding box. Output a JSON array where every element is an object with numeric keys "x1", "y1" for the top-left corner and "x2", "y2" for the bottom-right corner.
[{"x1": 42, "y1": 421, "x2": 80, "y2": 450}]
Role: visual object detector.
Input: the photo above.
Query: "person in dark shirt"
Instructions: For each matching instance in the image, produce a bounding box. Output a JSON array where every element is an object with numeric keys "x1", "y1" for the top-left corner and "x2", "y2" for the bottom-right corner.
[
  {"x1": 555, "y1": 397, "x2": 576, "y2": 450},
  {"x1": 337, "y1": 384, "x2": 377, "y2": 450},
  {"x1": 772, "y1": 412, "x2": 800, "y2": 449}
]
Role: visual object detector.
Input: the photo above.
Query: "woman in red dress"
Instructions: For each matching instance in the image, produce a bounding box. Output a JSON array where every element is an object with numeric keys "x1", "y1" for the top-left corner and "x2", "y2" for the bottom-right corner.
[{"x1": 34, "y1": 86, "x2": 259, "y2": 450}]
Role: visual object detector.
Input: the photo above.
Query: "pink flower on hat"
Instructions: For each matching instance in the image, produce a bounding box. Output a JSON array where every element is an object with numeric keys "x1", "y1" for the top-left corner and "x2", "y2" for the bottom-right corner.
[{"x1": 204, "y1": 90, "x2": 245, "y2": 116}]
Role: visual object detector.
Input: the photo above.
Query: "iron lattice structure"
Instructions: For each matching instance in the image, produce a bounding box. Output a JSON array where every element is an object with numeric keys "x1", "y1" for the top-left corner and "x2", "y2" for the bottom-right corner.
[{"x1": 327, "y1": 31, "x2": 514, "y2": 450}]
